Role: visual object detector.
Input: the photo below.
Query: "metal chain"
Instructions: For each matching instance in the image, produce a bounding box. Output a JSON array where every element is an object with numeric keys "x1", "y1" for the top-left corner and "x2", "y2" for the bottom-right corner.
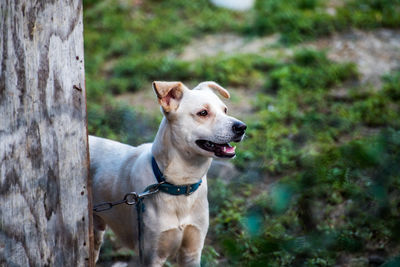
[{"x1": 92, "y1": 182, "x2": 164, "y2": 212}]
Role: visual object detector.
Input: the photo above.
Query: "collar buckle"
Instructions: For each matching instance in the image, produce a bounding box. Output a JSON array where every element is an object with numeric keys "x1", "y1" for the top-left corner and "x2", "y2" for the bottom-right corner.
[{"x1": 185, "y1": 185, "x2": 193, "y2": 195}]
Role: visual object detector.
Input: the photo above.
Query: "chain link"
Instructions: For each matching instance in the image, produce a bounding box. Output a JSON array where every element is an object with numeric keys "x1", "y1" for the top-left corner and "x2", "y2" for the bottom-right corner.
[{"x1": 93, "y1": 182, "x2": 164, "y2": 212}]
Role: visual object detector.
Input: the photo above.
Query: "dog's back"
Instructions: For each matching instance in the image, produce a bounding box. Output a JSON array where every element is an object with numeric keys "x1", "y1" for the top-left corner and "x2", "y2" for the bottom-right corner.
[
  {"x1": 89, "y1": 136, "x2": 136, "y2": 174},
  {"x1": 89, "y1": 136, "x2": 152, "y2": 202}
]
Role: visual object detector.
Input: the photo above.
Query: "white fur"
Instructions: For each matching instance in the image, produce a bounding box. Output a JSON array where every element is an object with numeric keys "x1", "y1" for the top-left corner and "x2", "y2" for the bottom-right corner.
[{"x1": 90, "y1": 81, "x2": 245, "y2": 266}]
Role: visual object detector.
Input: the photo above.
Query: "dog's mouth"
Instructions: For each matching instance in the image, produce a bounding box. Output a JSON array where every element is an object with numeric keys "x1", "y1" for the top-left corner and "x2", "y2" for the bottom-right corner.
[{"x1": 195, "y1": 140, "x2": 236, "y2": 158}]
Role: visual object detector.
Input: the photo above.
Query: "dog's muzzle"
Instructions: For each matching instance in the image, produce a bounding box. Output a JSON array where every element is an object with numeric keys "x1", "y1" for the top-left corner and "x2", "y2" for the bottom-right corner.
[{"x1": 196, "y1": 121, "x2": 247, "y2": 158}]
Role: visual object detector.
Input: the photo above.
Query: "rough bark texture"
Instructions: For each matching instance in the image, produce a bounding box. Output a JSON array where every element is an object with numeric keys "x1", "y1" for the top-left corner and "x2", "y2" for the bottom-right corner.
[{"x1": 0, "y1": 0, "x2": 93, "y2": 266}]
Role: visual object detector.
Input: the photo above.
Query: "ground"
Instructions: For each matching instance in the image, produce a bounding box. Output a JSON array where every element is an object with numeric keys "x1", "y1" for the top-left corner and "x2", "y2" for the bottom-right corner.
[{"x1": 101, "y1": 28, "x2": 400, "y2": 267}]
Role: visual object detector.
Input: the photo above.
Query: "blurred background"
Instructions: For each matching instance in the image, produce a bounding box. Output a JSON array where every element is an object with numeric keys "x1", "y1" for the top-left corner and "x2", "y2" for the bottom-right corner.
[{"x1": 83, "y1": 0, "x2": 400, "y2": 266}]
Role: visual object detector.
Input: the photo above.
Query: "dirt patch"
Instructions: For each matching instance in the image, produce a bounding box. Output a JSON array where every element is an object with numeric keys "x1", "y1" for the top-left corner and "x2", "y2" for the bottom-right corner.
[
  {"x1": 179, "y1": 33, "x2": 282, "y2": 61},
  {"x1": 115, "y1": 89, "x2": 162, "y2": 116},
  {"x1": 226, "y1": 87, "x2": 257, "y2": 119},
  {"x1": 179, "y1": 29, "x2": 400, "y2": 88},
  {"x1": 307, "y1": 29, "x2": 400, "y2": 87}
]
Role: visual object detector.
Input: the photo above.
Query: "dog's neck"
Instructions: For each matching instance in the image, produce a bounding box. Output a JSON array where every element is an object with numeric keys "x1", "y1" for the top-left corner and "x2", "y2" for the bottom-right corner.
[{"x1": 151, "y1": 118, "x2": 212, "y2": 185}]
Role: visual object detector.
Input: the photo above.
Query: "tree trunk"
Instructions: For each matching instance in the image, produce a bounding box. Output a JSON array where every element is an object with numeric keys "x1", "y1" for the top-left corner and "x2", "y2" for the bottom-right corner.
[{"x1": 0, "y1": 0, "x2": 93, "y2": 266}]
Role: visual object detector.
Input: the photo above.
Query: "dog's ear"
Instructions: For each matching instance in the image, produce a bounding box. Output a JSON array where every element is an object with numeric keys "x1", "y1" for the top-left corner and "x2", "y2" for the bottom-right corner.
[
  {"x1": 152, "y1": 81, "x2": 187, "y2": 112},
  {"x1": 194, "y1": 81, "x2": 230, "y2": 99}
]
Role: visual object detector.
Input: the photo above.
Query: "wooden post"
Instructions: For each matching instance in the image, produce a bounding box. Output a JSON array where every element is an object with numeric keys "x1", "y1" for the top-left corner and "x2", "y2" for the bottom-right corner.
[{"x1": 0, "y1": 0, "x2": 93, "y2": 266}]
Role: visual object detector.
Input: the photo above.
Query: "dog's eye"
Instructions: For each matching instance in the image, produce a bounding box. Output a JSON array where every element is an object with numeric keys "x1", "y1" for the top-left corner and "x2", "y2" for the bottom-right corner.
[
  {"x1": 224, "y1": 107, "x2": 228, "y2": 114},
  {"x1": 197, "y1": 110, "x2": 208, "y2": 117}
]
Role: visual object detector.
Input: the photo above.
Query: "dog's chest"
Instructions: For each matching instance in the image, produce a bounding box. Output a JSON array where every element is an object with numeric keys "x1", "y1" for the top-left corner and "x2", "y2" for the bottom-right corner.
[
  {"x1": 164, "y1": 194, "x2": 195, "y2": 216},
  {"x1": 153, "y1": 192, "x2": 205, "y2": 229}
]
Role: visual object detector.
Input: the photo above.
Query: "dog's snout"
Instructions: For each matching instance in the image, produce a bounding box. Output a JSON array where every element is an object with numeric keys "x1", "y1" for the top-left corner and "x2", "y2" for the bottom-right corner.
[{"x1": 232, "y1": 122, "x2": 247, "y2": 135}]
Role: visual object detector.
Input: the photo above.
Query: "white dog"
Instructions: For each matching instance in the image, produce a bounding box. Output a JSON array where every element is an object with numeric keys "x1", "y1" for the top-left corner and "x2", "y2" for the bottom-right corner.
[{"x1": 89, "y1": 81, "x2": 246, "y2": 266}]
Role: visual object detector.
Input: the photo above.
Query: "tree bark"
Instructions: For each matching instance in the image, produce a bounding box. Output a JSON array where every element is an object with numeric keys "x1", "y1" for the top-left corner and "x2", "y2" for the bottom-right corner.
[{"x1": 0, "y1": 0, "x2": 93, "y2": 266}]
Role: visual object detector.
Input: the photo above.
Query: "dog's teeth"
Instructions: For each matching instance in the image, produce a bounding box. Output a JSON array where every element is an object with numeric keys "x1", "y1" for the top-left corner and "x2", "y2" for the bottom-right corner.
[{"x1": 223, "y1": 147, "x2": 226, "y2": 152}]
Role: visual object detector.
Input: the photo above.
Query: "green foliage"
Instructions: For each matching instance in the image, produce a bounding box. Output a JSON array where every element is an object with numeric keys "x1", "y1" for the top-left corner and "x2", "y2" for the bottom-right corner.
[
  {"x1": 382, "y1": 71, "x2": 400, "y2": 101},
  {"x1": 84, "y1": 0, "x2": 244, "y2": 59},
  {"x1": 351, "y1": 94, "x2": 399, "y2": 127},
  {"x1": 336, "y1": 0, "x2": 400, "y2": 29},
  {"x1": 87, "y1": 101, "x2": 158, "y2": 145},
  {"x1": 108, "y1": 54, "x2": 275, "y2": 93},
  {"x1": 251, "y1": 0, "x2": 339, "y2": 43},
  {"x1": 211, "y1": 129, "x2": 400, "y2": 266},
  {"x1": 110, "y1": 57, "x2": 191, "y2": 93},
  {"x1": 191, "y1": 54, "x2": 275, "y2": 87},
  {"x1": 250, "y1": 0, "x2": 400, "y2": 43},
  {"x1": 266, "y1": 49, "x2": 357, "y2": 92},
  {"x1": 84, "y1": 0, "x2": 248, "y2": 96},
  {"x1": 216, "y1": 54, "x2": 400, "y2": 264},
  {"x1": 235, "y1": 49, "x2": 358, "y2": 174}
]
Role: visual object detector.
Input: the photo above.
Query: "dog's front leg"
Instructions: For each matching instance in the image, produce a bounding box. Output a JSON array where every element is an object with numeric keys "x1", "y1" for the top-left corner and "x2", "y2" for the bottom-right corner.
[
  {"x1": 141, "y1": 228, "x2": 183, "y2": 267},
  {"x1": 177, "y1": 225, "x2": 205, "y2": 267}
]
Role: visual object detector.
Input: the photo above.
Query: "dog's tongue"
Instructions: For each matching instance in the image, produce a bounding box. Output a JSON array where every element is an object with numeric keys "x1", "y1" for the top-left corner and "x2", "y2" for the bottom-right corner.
[
  {"x1": 215, "y1": 143, "x2": 236, "y2": 156},
  {"x1": 223, "y1": 144, "x2": 236, "y2": 154}
]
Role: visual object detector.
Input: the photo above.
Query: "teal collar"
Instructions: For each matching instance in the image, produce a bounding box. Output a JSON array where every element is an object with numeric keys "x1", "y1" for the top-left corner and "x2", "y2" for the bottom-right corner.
[{"x1": 151, "y1": 156, "x2": 202, "y2": 195}]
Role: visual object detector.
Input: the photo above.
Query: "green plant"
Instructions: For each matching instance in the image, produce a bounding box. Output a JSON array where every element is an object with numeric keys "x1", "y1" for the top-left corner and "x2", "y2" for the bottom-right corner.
[
  {"x1": 251, "y1": 0, "x2": 337, "y2": 43},
  {"x1": 336, "y1": 0, "x2": 400, "y2": 29},
  {"x1": 235, "y1": 50, "x2": 358, "y2": 174},
  {"x1": 351, "y1": 94, "x2": 399, "y2": 127}
]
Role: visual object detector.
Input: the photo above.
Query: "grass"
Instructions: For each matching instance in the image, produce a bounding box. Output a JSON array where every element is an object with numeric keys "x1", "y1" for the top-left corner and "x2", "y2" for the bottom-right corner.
[
  {"x1": 336, "y1": 0, "x2": 400, "y2": 29},
  {"x1": 84, "y1": 0, "x2": 400, "y2": 98},
  {"x1": 84, "y1": 0, "x2": 248, "y2": 97},
  {"x1": 206, "y1": 128, "x2": 400, "y2": 266},
  {"x1": 250, "y1": 0, "x2": 339, "y2": 43},
  {"x1": 108, "y1": 54, "x2": 275, "y2": 93},
  {"x1": 250, "y1": 0, "x2": 400, "y2": 43},
  {"x1": 235, "y1": 49, "x2": 360, "y2": 174}
]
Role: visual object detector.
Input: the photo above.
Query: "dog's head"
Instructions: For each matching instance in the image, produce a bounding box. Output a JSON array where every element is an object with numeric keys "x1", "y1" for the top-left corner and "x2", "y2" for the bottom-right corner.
[{"x1": 152, "y1": 81, "x2": 246, "y2": 159}]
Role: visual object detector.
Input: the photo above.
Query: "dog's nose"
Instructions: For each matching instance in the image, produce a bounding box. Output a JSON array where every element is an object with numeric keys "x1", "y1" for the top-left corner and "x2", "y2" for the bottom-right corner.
[{"x1": 232, "y1": 122, "x2": 247, "y2": 135}]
